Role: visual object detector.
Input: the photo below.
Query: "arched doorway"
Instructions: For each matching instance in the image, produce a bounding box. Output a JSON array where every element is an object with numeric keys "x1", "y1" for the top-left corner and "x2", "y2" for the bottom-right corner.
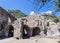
[
  {"x1": 8, "y1": 25, "x2": 14, "y2": 37},
  {"x1": 32, "y1": 27, "x2": 41, "y2": 36},
  {"x1": 22, "y1": 25, "x2": 30, "y2": 39}
]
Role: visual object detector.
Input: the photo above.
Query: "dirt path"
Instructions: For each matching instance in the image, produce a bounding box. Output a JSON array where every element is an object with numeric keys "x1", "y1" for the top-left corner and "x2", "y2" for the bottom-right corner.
[{"x1": 0, "y1": 37, "x2": 59, "y2": 43}]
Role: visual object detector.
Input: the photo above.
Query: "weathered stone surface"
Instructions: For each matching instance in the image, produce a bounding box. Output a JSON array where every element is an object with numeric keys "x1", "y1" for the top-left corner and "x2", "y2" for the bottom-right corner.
[
  {"x1": 0, "y1": 7, "x2": 8, "y2": 37},
  {"x1": 12, "y1": 14, "x2": 46, "y2": 39},
  {"x1": 46, "y1": 19, "x2": 60, "y2": 37},
  {"x1": 0, "y1": 7, "x2": 60, "y2": 39},
  {"x1": 0, "y1": 7, "x2": 17, "y2": 38}
]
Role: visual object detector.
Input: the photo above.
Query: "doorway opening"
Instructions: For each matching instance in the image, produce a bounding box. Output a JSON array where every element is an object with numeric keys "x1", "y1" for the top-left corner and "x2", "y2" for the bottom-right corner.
[
  {"x1": 22, "y1": 25, "x2": 30, "y2": 39},
  {"x1": 8, "y1": 25, "x2": 14, "y2": 37},
  {"x1": 32, "y1": 27, "x2": 41, "y2": 36}
]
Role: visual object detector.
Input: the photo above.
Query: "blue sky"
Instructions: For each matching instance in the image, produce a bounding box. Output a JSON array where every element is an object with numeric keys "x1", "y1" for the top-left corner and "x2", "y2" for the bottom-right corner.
[
  {"x1": 0, "y1": 0, "x2": 60, "y2": 16},
  {"x1": 0, "y1": 0, "x2": 34, "y2": 15}
]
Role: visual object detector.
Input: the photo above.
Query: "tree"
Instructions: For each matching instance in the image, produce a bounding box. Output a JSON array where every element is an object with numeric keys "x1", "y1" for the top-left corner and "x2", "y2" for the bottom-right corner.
[{"x1": 28, "y1": 0, "x2": 60, "y2": 14}]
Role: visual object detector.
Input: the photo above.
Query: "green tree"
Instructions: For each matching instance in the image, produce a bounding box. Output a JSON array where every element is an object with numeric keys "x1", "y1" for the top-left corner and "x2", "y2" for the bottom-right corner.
[
  {"x1": 28, "y1": 0, "x2": 60, "y2": 14},
  {"x1": 27, "y1": 0, "x2": 60, "y2": 22}
]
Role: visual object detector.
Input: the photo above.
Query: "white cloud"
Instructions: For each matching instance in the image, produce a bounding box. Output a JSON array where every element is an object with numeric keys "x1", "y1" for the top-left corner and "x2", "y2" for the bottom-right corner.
[
  {"x1": 40, "y1": 11, "x2": 53, "y2": 15},
  {"x1": 40, "y1": 12, "x2": 44, "y2": 14},
  {"x1": 45, "y1": 11, "x2": 52, "y2": 15},
  {"x1": 29, "y1": 11, "x2": 35, "y2": 15},
  {"x1": 29, "y1": 11, "x2": 53, "y2": 15}
]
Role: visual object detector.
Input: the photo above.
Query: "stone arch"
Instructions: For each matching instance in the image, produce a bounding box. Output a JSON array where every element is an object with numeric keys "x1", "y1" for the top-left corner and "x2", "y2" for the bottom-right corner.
[
  {"x1": 22, "y1": 25, "x2": 30, "y2": 39},
  {"x1": 32, "y1": 27, "x2": 41, "y2": 36},
  {"x1": 7, "y1": 25, "x2": 14, "y2": 37}
]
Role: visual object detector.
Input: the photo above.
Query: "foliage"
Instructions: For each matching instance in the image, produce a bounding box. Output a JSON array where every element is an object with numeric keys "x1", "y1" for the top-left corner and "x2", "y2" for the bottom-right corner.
[
  {"x1": 43, "y1": 13, "x2": 60, "y2": 23},
  {"x1": 57, "y1": 16, "x2": 60, "y2": 21},
  {"x1": 28, "y1": 0, "x2": 60, "y2": 13},
  {"x1": 8, "y1": 10, "x2": 27, "y2": 19},
  {"x1": 52, "y1": 17, "x2": 59, "y2": 23},
  {"x1": 43, "y1": 13, "x2": 56, "y2": 20}
]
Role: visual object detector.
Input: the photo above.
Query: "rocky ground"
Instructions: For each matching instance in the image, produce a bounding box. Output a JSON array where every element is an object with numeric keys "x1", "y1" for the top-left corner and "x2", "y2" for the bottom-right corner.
[{"x1": 0, "y1": 37, "x2": 60, "y2": 43}]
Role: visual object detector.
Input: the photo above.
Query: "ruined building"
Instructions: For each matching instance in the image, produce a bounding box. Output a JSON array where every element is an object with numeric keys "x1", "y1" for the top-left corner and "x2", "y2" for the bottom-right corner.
[
  {"x1": 11, "y1": 15, "x2": 60, "y2": 39},
  {"x1": 11, "y1": 14, "x2": 47, "y2": 39},
  {"x1": 0, "y1": 7, "x2": 17, "y2": 38},
  {"x1": 0, "y1": 7, "x2": 60, "y2": 39}
]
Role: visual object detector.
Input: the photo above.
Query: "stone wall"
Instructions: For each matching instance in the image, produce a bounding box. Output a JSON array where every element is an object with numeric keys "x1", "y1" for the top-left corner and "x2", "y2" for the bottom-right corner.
[
  {"x1": 0, "y1": 7, "x2": 8, "y2": 37},
  {"x1": 12, "y1": 15, "x2": 47, "y2": 39},
  {"x1": 0, "y1": 7, "x2": 17, "y2": 38},
  {"x1": 11, "y1": 15, "x2": 60, "y2": 39}
]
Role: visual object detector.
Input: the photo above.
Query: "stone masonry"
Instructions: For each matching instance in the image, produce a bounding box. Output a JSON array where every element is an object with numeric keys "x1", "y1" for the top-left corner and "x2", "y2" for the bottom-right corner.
[
  {"x1": 0, "y1": 7, "x2": 17, "y2": 38},
  {"x1": 12, "y1": 14, "x2": 47, "y2": 39}
]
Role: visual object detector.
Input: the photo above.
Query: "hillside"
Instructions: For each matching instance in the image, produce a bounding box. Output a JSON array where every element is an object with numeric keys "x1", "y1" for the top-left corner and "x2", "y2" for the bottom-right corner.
[
  {"x1": 42, "y1": 14, "x2": 60, "y2": 23},
  {"x1": 8, "y1": 10, "x2": 27, "y2": 19}
]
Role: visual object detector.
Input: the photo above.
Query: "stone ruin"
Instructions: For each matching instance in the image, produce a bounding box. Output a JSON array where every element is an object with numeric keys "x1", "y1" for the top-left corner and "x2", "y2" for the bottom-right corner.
[
  {"x1": 0, "y1": 7, "x2": 60, "y2": 39},
  {"x1": 0, "y1": 7, "x2": 17, "y2": 38},
  {"x1": 11, "y1": 14, "x2": 47, "y2": 39},
  {"x1": 11, "y1": 15, "x2": 60, "y2": 39}
]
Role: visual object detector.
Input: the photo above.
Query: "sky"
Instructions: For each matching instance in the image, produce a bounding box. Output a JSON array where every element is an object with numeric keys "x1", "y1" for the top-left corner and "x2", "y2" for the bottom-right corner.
[{"x1": 0, "y1": 0, "x2": 60, "y2": 16}]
